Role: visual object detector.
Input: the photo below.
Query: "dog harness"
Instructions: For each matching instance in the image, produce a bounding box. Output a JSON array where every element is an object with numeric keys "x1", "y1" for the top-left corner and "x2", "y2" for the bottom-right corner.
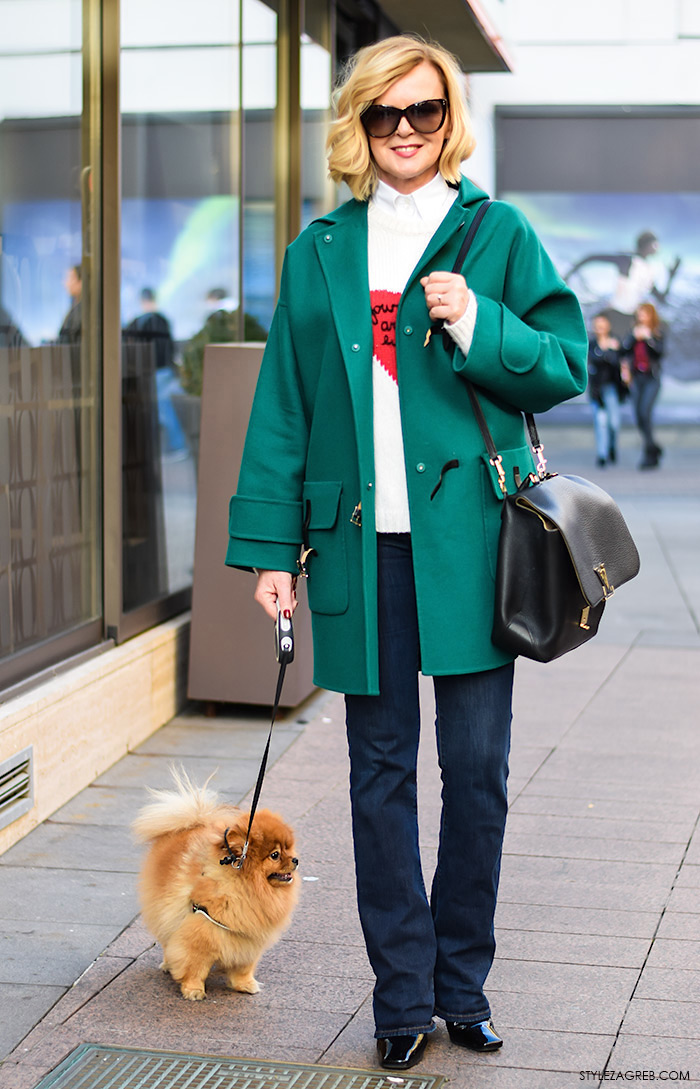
[{"x1": 191, "y1": 901, "x2": 235, "y2": 932}]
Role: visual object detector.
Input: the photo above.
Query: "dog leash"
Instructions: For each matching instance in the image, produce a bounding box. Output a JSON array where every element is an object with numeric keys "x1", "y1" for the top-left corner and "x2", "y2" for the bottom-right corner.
[{"x1": 221, "y1": 609, "x2": 295, "y2": 870}]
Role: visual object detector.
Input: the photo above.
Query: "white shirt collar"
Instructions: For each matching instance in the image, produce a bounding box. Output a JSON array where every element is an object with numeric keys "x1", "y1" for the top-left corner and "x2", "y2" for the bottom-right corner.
[{"x1": 373, "y1": 173, "x2": 456, "y2": 222}]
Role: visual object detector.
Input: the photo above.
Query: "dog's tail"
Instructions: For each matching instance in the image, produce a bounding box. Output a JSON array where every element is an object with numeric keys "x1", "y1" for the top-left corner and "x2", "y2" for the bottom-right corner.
[{"x1": 132, "y1": 766, "x2": 221, "y2": 842}]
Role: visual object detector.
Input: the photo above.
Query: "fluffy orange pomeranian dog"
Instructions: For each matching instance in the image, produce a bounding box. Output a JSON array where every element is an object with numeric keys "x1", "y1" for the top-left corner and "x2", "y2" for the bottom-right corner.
[{"x1": 133, "y1": 769, "x2": 299, "y2": 1001}]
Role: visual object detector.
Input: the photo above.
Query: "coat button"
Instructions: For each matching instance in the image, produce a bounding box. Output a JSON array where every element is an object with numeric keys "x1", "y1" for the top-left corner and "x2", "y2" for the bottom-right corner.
[
  {"x1": 404, "y1": 325, "x2": 413, "y2": 335},
  {"x1": 351, "y1": 343, "x2": 360, "y2": 352},
  {"x1": 324, "y1": 234, "x2": 333, "y2": 243},
  {"x1": 367, "y1": 481, "x2": 373, "y2": 489},
  {"x1": 416, "y1": 463, "x2": 426, "y2": 473}
]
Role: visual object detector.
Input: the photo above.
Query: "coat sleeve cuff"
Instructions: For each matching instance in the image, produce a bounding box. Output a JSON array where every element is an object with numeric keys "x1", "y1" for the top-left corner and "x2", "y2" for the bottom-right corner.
[
  {"x1": 225, "y1": 494, "x2": 303, "y2": 574},
  {"x1": 225, "y1": 538, "x2": 300, "y2": 575},
  {"x1": 228, "y1": 494, "x2": 303, "y2": 543},
  {"x1": 444, "y1": 290, "x2": 478, "y2": 357},
  {"x1": 454, "y1": 293, "x2": 541, "y2": 377}
]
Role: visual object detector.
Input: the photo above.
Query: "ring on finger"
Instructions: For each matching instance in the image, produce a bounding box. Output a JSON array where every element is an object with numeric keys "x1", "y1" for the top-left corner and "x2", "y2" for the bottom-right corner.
[{"x1": 437, "y1": 294, "x2": 443, "y2": 304}]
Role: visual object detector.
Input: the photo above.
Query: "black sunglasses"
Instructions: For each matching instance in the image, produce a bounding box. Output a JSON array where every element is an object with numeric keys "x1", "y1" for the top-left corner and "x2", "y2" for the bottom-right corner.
[{"x1": 361, "y1": 98, "x2": 448, "y2": 139}]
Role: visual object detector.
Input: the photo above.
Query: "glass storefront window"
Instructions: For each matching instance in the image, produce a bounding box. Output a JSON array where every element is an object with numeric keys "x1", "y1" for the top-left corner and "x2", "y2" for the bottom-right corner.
[
  {"x1": 120, "y1": 0, "x2": 247, "y2": 613},
  {"x1": 0, "y1": 0, "x2": 101, "y2": 682},
  {"x1": 1, "y1": 0, "x2": 325, "y2": 681},
  {"x1": 301, "y1": 13, "x2": 334, "y2": 230},
  {"x1": 242, "y1": 0, "x2": 278, "y2": 333},
  {"x1": 119, "y1": 0, "x2": 279, "y2": 617}
]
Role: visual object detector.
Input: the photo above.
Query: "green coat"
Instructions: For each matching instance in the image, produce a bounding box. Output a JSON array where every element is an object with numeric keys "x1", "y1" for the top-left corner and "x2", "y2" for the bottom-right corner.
[{"x1": 226, "y1": 178, "x2": 587, "y2": 695}]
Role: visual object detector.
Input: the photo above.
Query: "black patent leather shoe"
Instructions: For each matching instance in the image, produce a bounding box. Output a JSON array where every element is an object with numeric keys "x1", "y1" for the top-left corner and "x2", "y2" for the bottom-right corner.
[
  {"x1": 446, "y1": 1018, "x2": 503, "y2": 1051},
  {"x1": 377, "y1": 1033, "x2": 428, "y2": 1070}
]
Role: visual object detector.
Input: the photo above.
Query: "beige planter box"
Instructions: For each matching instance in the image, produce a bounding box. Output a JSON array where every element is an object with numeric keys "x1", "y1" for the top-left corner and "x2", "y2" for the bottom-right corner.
[{"x1": 188, "y1": 344, "x2": 315, "y2": 707}]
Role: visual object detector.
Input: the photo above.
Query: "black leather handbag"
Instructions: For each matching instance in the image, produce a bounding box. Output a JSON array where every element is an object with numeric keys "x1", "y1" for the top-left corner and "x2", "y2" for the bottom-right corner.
[
  {"x1": 467, "y1": 386, "x2": 640, "y2": 662},
  {"x1": 448, "y1": 200, "x2": 641, "y2": 663}
]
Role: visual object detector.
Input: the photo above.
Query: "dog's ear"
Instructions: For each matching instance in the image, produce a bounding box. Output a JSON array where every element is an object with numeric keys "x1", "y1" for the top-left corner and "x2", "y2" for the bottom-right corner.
[
  {"x1": 245, "y1": 811, "x2": 296, "y2": 861},
  {"x1": 218, "y1": 825, "x2": 246, "y2": 863},
  {"x1": 250, "y1": 810, "x2": 295, "y2": 850}
]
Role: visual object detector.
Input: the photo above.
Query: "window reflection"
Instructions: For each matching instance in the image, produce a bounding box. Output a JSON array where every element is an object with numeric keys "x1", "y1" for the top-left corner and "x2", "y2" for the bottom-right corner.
[
  {"x1": 0, "y1": 0, "x2": 101, "y2": 668},
  {"x1": 301, "y1": 28, "x2": 333, "y2": 230},
  {"x1": 120, "y1": 0, "x2": 259, "y2": 612},
  {"x1": 242, "y1": 0, "x2": 278, "y2": 332},
  {"x1": 120, "y1": 0, "x2": 283, "y2": 614}
]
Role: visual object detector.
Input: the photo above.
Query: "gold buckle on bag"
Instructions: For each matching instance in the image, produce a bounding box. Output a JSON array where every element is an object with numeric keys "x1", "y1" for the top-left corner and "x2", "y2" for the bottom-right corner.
[
  {"x1": 594, "y1": 563, "x2": 615, "y2": 598},
  {"x1": 490, "y1": 455, "x2": 508, "y2": 497},
  {"x1": 296, "y1": 547, "x2": 315, "y2": 578}
]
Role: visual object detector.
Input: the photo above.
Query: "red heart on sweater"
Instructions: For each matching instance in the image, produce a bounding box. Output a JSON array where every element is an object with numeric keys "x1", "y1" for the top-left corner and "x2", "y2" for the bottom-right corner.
[{"x1": 371, "y1": 289, "x2": 400, "y2": 384}]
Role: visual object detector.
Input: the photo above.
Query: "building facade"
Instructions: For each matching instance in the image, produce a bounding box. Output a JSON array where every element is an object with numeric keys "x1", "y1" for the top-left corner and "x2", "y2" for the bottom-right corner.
[
  {"x1": 468, "y1": 0, "x2": 700, "y2": 385},
  {"x1": 0, "y1": 0, "x2": 510, "y2": 848}
]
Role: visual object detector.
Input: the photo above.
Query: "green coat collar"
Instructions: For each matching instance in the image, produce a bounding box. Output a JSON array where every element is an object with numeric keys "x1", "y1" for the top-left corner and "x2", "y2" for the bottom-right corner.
[{"x1": 309, "y1": 174, "x2": 490, "y2": 305}]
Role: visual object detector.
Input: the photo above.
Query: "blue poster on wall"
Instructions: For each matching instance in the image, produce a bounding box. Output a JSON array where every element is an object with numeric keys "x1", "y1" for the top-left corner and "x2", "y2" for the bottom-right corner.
[
  {"x1": 1, "y1": 195, "x2": 276, "y2": 347},
  {"x1": 502, "y1": 192, "x2": 700, "y2": 382}
]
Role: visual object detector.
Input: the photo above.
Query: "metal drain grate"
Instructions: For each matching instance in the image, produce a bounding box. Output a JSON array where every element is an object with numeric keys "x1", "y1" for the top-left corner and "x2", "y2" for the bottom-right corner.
[
  {"x1": 33, "y1": 1045, "x2": 447, "y2": 1089},
  {"x1": 0, "y1": 745, "x2": 33, "y2": 832}
]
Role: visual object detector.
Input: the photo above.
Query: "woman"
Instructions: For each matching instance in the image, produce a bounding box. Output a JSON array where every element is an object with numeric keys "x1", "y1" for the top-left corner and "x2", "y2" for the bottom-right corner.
[
  {"x1": 621, "y1": 302, "x2": 665, "y2": 469},
  {"x1": 226, "y1": 36, "x2": 587, "y2": 1070},
  {"x1": 587, "y1": 312, "x2": 624, "y2": 466}
]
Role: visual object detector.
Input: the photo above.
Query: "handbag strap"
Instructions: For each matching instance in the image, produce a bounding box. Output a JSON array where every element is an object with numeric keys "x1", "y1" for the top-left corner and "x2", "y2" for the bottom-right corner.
[
  {"x1": 451, "y1": 199, "x2": 493, "y2": 277},
  {"x1": 449, "y1": 200, "x2": 548, "y2": 490}
]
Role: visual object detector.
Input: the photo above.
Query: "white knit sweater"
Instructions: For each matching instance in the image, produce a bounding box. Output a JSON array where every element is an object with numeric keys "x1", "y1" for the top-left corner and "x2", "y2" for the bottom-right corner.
[{"x1": 369, "y1": 174, "x2": 478, "y2": 532}]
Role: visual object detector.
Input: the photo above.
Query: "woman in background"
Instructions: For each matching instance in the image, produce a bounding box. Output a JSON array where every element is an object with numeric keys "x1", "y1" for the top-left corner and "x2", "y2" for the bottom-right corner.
[
  {"x1": 621, "y1": 302, "x2": 665, "y2": 469},
  {"x1": 587, "y1": 312, "x2": 624, "y2": 467}
]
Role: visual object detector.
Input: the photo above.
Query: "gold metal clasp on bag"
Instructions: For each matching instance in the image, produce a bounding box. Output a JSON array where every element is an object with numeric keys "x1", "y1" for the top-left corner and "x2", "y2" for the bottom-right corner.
[
  {"x1": 594, "y1": 563, "x2": 615, "y2": 598},
  {"x1": 579, "y1": 606, "x2": 591, "y2": 630},
  {"x1": 490, "y1": 455, "x2": 508, "y2": 497},
  {"x1": 296, "y1": 547, "x2": 315, "y2": 578}
]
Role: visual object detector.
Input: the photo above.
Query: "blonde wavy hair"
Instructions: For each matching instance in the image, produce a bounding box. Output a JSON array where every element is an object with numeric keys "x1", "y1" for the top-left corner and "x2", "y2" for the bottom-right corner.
[{"x1": 327, "y1": 35, "x2": 476, "y2": 202}]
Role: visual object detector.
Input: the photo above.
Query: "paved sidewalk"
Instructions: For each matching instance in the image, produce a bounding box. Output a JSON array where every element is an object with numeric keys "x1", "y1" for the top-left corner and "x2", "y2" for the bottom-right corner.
[{"x1": 1, "y1": 423, "x2": 699, "y2": 1089}]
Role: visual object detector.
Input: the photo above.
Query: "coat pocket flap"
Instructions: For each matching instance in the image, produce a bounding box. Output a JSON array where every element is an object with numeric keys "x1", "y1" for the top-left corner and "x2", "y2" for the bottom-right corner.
[
  {"x1": 480, "y1": 445, "x2": 534, "y2": 502},
  {"x1": 302, "y1": 481, "x2": 343, "y2": 529}
]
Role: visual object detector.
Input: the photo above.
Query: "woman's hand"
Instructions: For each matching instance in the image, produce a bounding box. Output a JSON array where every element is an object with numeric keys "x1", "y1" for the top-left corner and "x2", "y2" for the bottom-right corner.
[
  {"x1": 420, "y1": 271, "x2": 469, "y2": 325},
  {"x1": 254, "y1": 570, "x2": 297, "y2": 621},
  {"x1": 633, "y1": 323, "x2": 652, "y2": 340}
]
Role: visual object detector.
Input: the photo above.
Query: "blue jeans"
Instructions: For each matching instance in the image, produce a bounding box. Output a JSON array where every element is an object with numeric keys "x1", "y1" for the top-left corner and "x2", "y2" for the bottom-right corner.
[
  {"x1": 345, "y1": 534, "x2": 513, "y2": 1037},
  {"x1": 631, "y1": 372, "x2": 661, "y2": 460},
  {"x1": 156, "y1": 367, "x2": 187, "y2": 454},
  {"x1": 592, "y1": 382, "x2": 621, "y2": 461}
]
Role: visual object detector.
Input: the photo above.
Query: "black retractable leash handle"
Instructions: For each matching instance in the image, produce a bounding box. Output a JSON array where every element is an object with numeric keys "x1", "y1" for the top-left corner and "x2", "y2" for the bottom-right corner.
[{"x1": 221, "y1": 609, "x2": 294, "y2": 870}]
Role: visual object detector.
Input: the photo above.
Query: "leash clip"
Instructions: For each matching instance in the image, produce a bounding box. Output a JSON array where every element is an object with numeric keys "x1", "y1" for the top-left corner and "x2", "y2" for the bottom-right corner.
[
  {"x1": 220, "y1": 826, "x2": 241, "y2": 867},
  {"x1": 231, "y1": 843, "x2": 248, "y2": 870}
]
